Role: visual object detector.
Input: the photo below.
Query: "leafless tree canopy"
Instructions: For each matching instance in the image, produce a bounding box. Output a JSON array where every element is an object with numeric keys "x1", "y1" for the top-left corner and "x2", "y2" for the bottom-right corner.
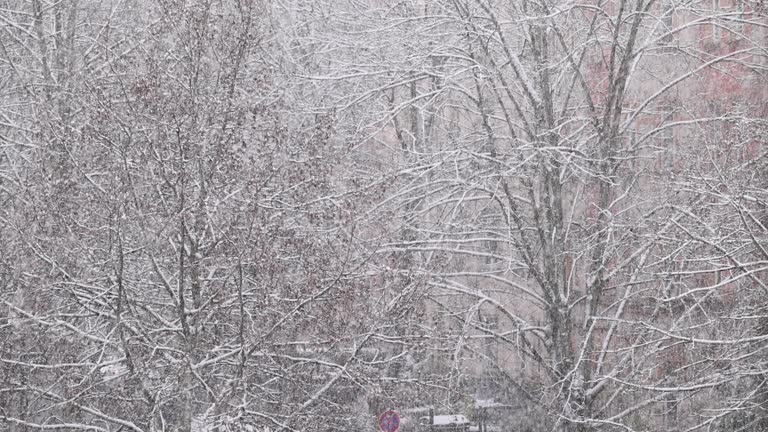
[{"x1": 0, "y1": 0, "x2": 766, "y2": 431}]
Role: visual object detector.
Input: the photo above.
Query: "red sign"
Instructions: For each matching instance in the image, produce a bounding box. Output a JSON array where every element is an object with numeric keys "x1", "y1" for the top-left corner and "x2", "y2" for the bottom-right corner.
[{"x1": 378, "y1": 410, "x2": 400, "y2": 432}]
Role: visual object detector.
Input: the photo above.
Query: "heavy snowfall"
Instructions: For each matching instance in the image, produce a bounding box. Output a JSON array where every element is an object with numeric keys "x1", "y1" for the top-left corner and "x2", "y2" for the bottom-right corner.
[{"x1": 0, "y1": 0, "x2": 766, "y2": 431}]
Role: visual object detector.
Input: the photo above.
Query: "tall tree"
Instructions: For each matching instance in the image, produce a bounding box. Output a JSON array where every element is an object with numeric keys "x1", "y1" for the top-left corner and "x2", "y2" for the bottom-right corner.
[{"x1": 306, "y1": 0, "x2": 768, "y2": 430}]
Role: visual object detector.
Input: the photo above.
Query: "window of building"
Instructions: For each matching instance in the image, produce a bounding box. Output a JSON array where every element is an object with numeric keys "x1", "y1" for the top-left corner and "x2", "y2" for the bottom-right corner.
[
  {"x1": 479, "y1": 313, "x2": 498, "y2": 362},
  {"x1": 713, "y1": 0, "x2": 721, "y2": 41},
  {"x1": 661, "y1": 0, "x2": 674, "y2": 44},
  {"x1": 479, "y1": 207, "x2": 500, "y2": 265},
  {"x1": 655, "y1": 105, "x2": 676, "y2": 173},
  {"x1": 735, "y1": 0, "x2": 745, "y2": 35}
]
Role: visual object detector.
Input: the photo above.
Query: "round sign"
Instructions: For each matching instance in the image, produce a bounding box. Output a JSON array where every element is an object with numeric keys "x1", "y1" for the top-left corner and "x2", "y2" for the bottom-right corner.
[{"x1": 378, "y1": 410, "x2": 400, "y2": 432}]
